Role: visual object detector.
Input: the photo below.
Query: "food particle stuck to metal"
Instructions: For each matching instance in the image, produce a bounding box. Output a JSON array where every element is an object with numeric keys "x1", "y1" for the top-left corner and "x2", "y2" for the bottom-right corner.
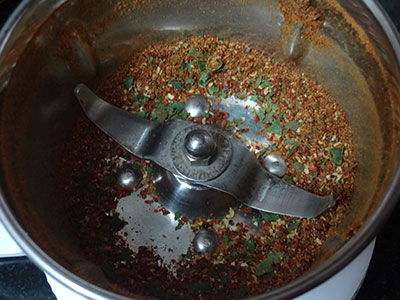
[{"x1": 62, "y1": 34, "x2": 356, "y2": 299}]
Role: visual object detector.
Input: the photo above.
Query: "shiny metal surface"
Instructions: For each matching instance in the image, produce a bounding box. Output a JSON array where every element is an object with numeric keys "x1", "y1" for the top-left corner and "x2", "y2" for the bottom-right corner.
[
  {"x1": 263, "y1": 154, "x2": 287, "y2": 178},
  {"x1": 184, "y1": 129, "x2": 216, "y2": 162},
  {"x1": 170, "y1": 124, "x2": 233, "y2": 181},
  {"x1": 76, "y1": 84, "x2": 336, "y2": 218},
  {"x1": 0, "y1": 1, "x2": 399, "y2": 300},
  {"x1": 116, "y1": 165, "x2": 140, "y2": 189},
  {"x1": 192, "y1": 229, "x2": 219, "y2": 253},
  {"x1": 185, "y1": 94, "x2": 210, "y2": 118},
  {"x1": 152, "y1": 167, "x2": 238, "y2": 219}
]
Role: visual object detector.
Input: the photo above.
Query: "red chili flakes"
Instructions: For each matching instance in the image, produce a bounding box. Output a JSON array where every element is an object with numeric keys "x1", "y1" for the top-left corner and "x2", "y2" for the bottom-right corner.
[{"x1": 61, "y1": 34, "x2": 356, "y2": 300}]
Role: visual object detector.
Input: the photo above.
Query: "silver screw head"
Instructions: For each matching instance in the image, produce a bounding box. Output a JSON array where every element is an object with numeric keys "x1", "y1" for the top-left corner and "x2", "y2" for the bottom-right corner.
[
  {"x1": 185, "y1": 94, "x2": 210, "y2": 118},
  {"x1": 193, "y1": 229, "x2": 219, "y2": 253},
  {"x1": 117, "y1": 165, "x2": 140, "y2": 189},
  {"x1": 184, "y1": 129, "x2": 216, "y2": 162},
  {"x1": 262, "y1": 154, "x2": 287, "y2": 178}
]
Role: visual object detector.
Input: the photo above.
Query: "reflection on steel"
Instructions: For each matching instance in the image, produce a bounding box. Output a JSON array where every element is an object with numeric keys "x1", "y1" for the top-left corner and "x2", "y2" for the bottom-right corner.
[
  {"x1": 185, "y1": 94, "x2": 209, "y2": 118},
  {"x1": 184, "y1": 129, "x2": 216, "y2": 162},
  {"x1": 193, "y1": 229, "x2": 219, "y2": 253},
  {"x1": 116, "y1": 165, "x2": 140, "y2": 189},
  {"x1": 263, "y1": 154, "x2": 287, "y2": 178}
]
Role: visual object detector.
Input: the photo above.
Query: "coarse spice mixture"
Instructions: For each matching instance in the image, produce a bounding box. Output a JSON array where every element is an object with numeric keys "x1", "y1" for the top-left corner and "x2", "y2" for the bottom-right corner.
[{"x1": 61, "y1": 35, "x2": 356, "y2": 299}]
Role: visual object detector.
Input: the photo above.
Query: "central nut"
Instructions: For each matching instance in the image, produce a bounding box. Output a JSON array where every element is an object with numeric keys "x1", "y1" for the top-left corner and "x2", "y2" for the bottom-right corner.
[
  {"x1": 171, "y1": 124, "x2": 232, "y2": 181},
  {"x1": 184, "y1": 129, "x2": 216, "y2": 165}
]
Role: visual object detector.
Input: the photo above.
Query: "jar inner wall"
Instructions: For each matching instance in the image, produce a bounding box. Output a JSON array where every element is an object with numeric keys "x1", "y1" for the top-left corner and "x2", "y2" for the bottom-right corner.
[{"x1": 0, "y1": 0, "x2": 399, "y2": 299}]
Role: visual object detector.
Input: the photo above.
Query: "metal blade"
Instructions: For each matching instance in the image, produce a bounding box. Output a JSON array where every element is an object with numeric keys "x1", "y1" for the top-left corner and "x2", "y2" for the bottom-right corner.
[
  {"x1": 75, "y1": 84, "x2": 336, "y2": 218},
  {"x1": 243, "y1": 169, "x2": 336, "y2": 218},
  {"x1": 75, "y1": 83, "x2": 160, "y2": 158},
  {"x1": 198, "y1": 137, "x2": 336, "y2": 218}
]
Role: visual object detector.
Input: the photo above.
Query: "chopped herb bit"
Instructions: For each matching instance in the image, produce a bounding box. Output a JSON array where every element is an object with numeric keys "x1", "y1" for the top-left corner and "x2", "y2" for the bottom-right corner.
[
  {"x1": 131, "y1": 162, "x2": 140, "y2": 170},
  {"x1": 252, "y1": 217, "x2": 262, "y2": 227},
  {"x1": 181, "y1": 60, "x2": 194, "y2": 72},
  {"x1": 224, "y1": 123, "x2": 235, "y2": 132},
  {"x1": 230, "y1": 250, "x2": 239, "y2": 257},
  {"x1": 188, "y1": 48, "x2": 199, "y2": 57},
  {"x1": 257, "y1": 107, "x2": 274, "y2": 124},
  {"x1": 136, "y1": 111, "x2": 149, "y2": 118},
  {"x1": 286, "y1": 138, "x2": 301, "y2": 156},
  {"x1": 131, "y1": 94, "x2": 150, "y2": 107},
  {"x1": 172, "y1": 102, "x2": 185, "y2": 113},
  {"x1": 264, "y1": 79, "x2": 272, "y2": 87},
  {"x1": 197, "y1": 60, "x2": 206, "y2": 72},
  {"x1": 221, "y1": 91, "x2": 227, "y2": 98},
  {"x1": 124, "y1": 76, "x2": 134, "y2": 89},
  {"x1": 244, "y1": 257, "x2": 253, "y2": 263},
  {"x1": 255, "y1": 251, "x2": 284, "y2": 276},
  {"x1": 171, "y1": 79, "x2": 184, "y2": 90},
  {"x1": 330, "y1": 147, "x2": 343, "y2": 165},
  {"x1": 293, "y1": 162, "x2": 305, "y2": 173},
  {"x1": 174, "y1": 211, "x2": 182, "y2": 220},
  {"x1": 208, "y1": 85, "x2": 220, "y2": 95},
  {"x1": 149, "y1": 56, "x2": 153, "y2": 62},
  {"x1": 281, "y1": 82, "x2": 287, "y2": 94},
  {"x1": 199, "y1": 71, "x2": 209, "y2": 87},
  {"x1": 309, "y1": 171, "x2": 318, "y2": 179},
  {"x1": 255, "y1": 75, "x2": 263, "y2": 87},
  {"x1": 270, "y1": 144, "x2": 278, "y2": 152},
  {"x1": 285, "y1": 121, "x2": 301, "y2": 132},
  {"x1": 286, "y1": 138, "x2": 301, "y2": 147},
  {"x1": 287, "y1": 219, "x2": 299, "y2": 232},
  {"x1": 251, "y1": 94, "x2": 262, "y2": 102},
  {"x1": 283, "y1": 175, "x2": 294, "y2": 184},
  {"x1": 265, "y1": 120, "x2": 282, "y2": 136},
  {"x1": 175, "y1": 223, "x2": 183, "y2": 230},
  {"x1": 180, "y1": 111, "x2": 191, "y2": 120},
  {"x1": 185, "y1": 77, "x2": 195, "y2": 86},
  {"x1": 223, "y1": 234, "x2": 231, "y2": 243},
  {"x1": 151, "y1": 102, "x2": 170, "y2": 122},
  {"x1": 255, "y1": 75, "x2": 272, "y2": 88},
  {"x1": 228, "y1": 240, "x2": 237, "y2": 247},
  {"x1": 236, "y1": 92, "x2": 248, "y2": 99},
  {"x1": 247, "y1": 238, "x2": 256, "y2": 253},
  {"x1": 260, "y1": 211, "x2": 280, "y2": 222},
  {"x1": 202, "y1": 112, "x2": 210, "y2": 118},
  {"x1": 186, "y1": 249, "x2": 192, "y2": 259},
  {"x1": 272, "y1": 104, "x2": 280, "y2": 112}
]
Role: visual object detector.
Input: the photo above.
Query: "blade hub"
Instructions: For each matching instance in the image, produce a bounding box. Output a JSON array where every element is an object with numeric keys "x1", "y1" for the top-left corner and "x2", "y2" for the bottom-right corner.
[
  {"x1": 184, "y1": 129, "x2": 217, "y2": 164},
  {"x1": 170, "y1": 124, "x2": 232, "y2": 181}
]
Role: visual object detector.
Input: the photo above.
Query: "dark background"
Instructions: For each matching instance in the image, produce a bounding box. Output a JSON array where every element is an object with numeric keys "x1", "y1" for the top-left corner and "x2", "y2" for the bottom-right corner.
[{"x1": 0, "y1": 0, "x2": 399, "y2": 299}]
